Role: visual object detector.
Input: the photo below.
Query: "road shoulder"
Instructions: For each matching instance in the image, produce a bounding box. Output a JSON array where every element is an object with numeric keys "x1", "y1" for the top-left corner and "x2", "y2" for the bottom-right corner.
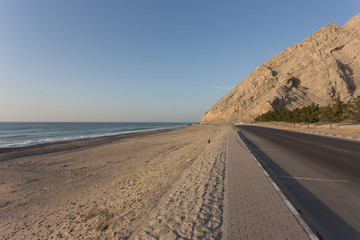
[{"x1": 224, "y1": 130, "x2": 317, "y2": 240}]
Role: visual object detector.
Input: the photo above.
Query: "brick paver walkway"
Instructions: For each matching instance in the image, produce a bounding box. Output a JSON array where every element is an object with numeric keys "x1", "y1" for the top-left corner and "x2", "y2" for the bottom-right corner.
[{"x1": 224, "y1": 130, "x2": 316, "y2": 240}]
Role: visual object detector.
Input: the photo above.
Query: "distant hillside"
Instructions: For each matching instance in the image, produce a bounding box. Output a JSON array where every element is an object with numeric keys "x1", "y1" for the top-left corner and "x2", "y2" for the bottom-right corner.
[{"x1": 201, "y1": 14, "x2": 360, "y2": 124}]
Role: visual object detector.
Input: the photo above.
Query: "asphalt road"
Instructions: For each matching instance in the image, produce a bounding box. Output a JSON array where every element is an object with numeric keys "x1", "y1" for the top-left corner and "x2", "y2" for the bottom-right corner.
[{"x1": 237, "y1": 125, "x2": 360, "y2": 240}]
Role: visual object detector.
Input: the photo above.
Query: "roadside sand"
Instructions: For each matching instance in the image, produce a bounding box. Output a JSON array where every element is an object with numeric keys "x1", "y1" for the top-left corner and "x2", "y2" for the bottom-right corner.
[
  {"x1": 135, "y1": 126, "x2": 227, "y2": 240},
  {"x1": 0, "y1": 124, "x2": 229, "y2": 239},
  {"x1": 254, "y1": 122, "x2": 360, "y2": 135}
]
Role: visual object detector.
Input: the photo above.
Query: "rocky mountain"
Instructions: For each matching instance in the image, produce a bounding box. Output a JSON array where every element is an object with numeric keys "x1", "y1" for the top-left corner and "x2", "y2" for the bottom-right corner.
[{"x1": 201, "y1": 14, "x2": 360, "y2": 124}]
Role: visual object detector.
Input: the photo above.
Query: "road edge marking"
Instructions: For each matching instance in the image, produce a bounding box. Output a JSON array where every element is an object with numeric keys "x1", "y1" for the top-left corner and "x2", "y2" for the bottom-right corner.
[
  {"x1": 276, "y1": 176, "x2": 350, "y2": 183},
  {"x1": 250, "y1": 124, "x2": 360, "y2": 142},
  {"x1": 238, "y1": 132, "x2": 319, "y2": 240}
]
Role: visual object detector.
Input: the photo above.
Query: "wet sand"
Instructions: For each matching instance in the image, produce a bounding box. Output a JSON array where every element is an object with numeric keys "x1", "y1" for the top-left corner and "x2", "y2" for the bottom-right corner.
[{"x1": 0, "y1": 124, "x2": 229, "y2": 239}]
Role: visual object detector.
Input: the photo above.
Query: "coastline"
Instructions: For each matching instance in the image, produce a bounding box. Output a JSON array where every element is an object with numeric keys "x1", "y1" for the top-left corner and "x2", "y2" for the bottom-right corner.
[
  {"x1": 0, "y1": 124, "x2": 229, "y2": 239},
  {"x1": 0, "y1": 125, "x2": 188, "y2": 161}
]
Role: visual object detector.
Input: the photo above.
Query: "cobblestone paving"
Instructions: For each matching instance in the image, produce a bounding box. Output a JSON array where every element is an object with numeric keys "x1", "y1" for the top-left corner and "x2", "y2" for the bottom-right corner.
[{"x1": 224, "y1": 130, "x2": 313, "y2": 240}]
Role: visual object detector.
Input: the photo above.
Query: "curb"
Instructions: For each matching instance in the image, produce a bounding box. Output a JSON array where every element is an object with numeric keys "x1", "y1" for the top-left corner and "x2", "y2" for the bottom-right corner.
[
  {"x1": 295, "y1": 129, "x2": 360, "y2": 141},
  {"x1": 238, "y1": 132, "x2": 319, "y2": 240},
  {"x1": 223, "y1": 131, "x2": 230, "y2": 240},
  {"x1": 249, "y1": 124, "x2": 360, "y2": 141}
]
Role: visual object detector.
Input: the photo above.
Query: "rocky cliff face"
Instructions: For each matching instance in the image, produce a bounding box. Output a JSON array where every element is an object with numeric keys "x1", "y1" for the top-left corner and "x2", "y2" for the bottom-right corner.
[{"x1": 201, "y1": 14, "x2": 360, "y2": 124}]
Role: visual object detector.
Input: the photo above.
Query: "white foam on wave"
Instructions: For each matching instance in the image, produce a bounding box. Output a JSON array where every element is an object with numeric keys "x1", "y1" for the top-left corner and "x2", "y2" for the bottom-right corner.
[{"x1": 0, "y1": 125, "x2": 184, "y2": 148}]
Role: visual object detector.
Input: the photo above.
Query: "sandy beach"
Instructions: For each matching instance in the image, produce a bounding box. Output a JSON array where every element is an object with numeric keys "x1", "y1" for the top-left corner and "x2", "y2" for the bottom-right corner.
[{"x1": 0, "y1": 124, "x2": 229, "y2": 239}]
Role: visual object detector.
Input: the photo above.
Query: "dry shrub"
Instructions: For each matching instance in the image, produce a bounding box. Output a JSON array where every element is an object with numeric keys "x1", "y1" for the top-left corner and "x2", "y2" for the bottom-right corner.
[{"x1": 96, "y1": 210, "x2": 114, "y2": 231}]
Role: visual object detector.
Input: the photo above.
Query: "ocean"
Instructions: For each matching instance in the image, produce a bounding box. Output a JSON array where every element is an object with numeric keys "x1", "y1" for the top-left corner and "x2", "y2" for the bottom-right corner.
[{"x1": 0, "y1": 122, "x2": 190, "y2": 148}]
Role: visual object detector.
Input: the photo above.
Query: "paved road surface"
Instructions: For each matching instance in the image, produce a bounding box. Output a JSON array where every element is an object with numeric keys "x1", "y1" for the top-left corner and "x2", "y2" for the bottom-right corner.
[
  {"x1": 237, "y1": 125, "x2": 360, "y2": 240},
  {"x1": 225, "y1": 130, "x2": 313, "y2": 239}
]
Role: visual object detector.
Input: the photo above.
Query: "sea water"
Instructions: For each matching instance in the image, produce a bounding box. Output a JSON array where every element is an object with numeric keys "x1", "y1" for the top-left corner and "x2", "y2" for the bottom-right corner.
[{"x1": 0, "y1": 122, "x2": 190, "y2": 148}]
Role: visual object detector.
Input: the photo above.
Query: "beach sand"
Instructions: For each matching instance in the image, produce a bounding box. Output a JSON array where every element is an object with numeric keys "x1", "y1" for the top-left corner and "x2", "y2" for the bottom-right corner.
[{"x1": 0, "y1": 124, "x2": 229, "y2": 239}]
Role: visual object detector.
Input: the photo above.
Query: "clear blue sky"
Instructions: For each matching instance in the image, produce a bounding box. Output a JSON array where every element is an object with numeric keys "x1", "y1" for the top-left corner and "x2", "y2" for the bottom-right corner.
[{"x1": 0, "y1": 0, "x2": 359, "y2": 122}]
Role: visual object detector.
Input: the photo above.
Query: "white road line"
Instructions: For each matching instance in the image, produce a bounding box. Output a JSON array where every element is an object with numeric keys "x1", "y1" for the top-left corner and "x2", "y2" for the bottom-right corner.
[
  {"x1": 277, "y1": 176, "x2": 350, "y2": 183},
  {"x1": 333, "y1": 148, "x2": 351, "y2": 153},
  {"x1": 238, "y1": 135, "x2": 318, "y2": 240},
  {"x1": 247, "y1": 138, "x2": 264, "y2": 140},
  {"x1": 261, "y1": 148, "x2": 282, "y2": 150}
]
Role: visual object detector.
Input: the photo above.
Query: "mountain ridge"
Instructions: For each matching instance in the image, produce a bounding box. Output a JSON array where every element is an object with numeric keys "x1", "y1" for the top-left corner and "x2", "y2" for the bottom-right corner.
[{"x1": 201, "y1": 14, "x2": 360, "y2": 124}]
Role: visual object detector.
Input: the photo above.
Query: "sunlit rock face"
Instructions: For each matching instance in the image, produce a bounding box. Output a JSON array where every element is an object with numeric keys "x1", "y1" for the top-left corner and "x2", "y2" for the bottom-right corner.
[{"x1": 201, "y1": 14, "x2": 360, "y2": 124}]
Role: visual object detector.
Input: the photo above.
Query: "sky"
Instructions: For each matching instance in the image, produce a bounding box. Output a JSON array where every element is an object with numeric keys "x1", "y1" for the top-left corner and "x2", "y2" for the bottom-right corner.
[{"x1": 0, "y1": 0, "x2": 359, "y2": 122}]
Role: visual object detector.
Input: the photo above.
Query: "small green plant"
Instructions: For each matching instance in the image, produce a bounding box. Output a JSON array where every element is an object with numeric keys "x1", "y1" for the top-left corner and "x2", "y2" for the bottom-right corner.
[{"x1": 255, "y1": 97, "x2": 360, "y2": 123}]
